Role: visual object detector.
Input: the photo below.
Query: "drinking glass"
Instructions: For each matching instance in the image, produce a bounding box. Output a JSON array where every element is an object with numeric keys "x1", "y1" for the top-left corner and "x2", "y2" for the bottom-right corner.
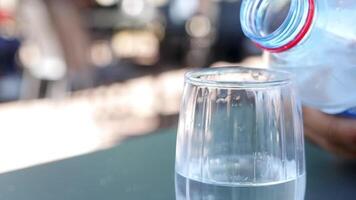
[{"x1": 175, "y1": 67, "x2": 305, "y2": 200}]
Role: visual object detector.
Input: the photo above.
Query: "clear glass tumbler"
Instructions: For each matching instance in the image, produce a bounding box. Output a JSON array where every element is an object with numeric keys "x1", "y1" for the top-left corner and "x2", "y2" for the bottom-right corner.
[{"x1": 175, "y1": 67, "x2": 305, "y2": 200}]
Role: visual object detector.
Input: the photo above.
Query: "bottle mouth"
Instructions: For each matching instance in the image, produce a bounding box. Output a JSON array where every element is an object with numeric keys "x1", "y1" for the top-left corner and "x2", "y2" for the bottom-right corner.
[{"x1": 241, "y1": 0, "x2": 315, "y2": 53}]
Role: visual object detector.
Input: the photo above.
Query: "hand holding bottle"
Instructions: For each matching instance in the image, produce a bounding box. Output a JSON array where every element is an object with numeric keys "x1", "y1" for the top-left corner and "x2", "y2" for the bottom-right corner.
[{"x1": 303, "y1": 106, "x2": 356, "y2": 158}]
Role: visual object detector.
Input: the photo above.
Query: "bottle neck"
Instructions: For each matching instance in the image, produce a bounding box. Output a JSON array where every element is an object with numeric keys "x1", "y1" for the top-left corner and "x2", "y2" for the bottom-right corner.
[{"x1": 241, "y1": 0, "x2": 315, "y2": 53}]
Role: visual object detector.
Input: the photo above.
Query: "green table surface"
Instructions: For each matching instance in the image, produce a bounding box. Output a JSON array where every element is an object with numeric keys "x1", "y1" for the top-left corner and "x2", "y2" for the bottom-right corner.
[{"x1": 0, "y1": 128, "x2": 355, "y2": 200}]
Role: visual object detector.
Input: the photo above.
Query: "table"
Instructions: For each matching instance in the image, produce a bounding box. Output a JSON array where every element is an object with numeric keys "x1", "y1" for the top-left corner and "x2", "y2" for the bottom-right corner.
[{"x1": 0, "y1": 128, "x2": 355, "y2": 200}]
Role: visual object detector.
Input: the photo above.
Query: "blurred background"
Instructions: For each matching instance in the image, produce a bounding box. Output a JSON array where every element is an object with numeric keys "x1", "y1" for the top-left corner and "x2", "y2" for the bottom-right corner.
[{"x1": 0, "y1": 0, "x2": 262, "y2": 172}]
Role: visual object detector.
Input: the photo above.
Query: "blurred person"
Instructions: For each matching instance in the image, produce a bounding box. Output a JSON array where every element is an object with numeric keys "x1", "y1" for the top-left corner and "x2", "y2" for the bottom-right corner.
[
  {"x1": 17, "y1": 0, "x2": 92, "y2": 99},
  {"x1": 0, "y1": 30, "x2": 20, "y2": 76},
  {"x1": 0, "y1": 9, "x2": 21, "y2": 101},
  {"x1": 0, "y1": 37, "x2": 21, "y2": 102}
]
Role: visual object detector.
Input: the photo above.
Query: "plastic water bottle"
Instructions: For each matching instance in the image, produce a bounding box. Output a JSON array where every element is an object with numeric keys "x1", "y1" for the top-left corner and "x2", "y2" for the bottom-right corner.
[{"x1": 240, "y1": 0, "x2": 356, "y2": 117}]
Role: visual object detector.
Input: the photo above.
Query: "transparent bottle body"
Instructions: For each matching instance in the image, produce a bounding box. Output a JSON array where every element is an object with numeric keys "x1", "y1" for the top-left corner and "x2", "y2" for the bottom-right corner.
[
  {"x1": 241, "y1": 0, "x2": 356, "y2": 115},
  {"x1": 175, "y1": 67, "x2": 306, "y2": 200}
]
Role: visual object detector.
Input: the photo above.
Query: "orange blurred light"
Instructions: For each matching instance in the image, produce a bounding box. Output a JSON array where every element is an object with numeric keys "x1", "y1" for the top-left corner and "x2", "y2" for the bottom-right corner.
[
  {"x1": 186, "y1": 15, "x2": 212, "y2": 38},
  {"x1": 111, "y1": 30, "x2": 159, "y2": 65},
  {"x1": 90, "y1": 40, "x2": 113, "y2": 68}
]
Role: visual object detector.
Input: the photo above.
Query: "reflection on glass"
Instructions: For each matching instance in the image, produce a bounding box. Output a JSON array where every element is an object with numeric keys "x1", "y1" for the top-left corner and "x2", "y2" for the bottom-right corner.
[{"x1": 175, "y1": 67, "x2": 305, "y2": 200}]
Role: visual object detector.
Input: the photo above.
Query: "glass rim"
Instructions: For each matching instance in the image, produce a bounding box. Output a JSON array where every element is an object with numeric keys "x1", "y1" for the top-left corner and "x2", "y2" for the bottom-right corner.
[{"x1": 185, "y1": 66, "x2": 293, "y2": 88}]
